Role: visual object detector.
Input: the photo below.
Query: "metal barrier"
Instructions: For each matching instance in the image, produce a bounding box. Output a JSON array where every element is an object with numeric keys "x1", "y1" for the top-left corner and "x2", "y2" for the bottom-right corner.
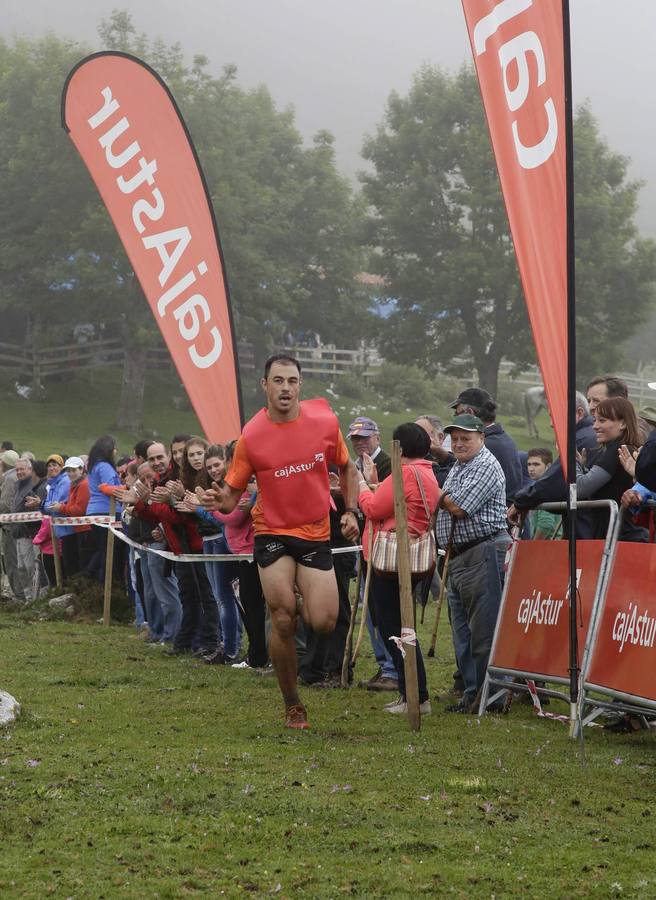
[{"x1": 478, "y1": 500, "x2": 619, "y2": 723}]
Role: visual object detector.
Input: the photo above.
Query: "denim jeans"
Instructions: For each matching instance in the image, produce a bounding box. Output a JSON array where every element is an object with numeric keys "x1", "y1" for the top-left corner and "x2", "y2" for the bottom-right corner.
[
  {"x1": 174, "y1": 559, "x2": 220, "y2": 652},
  {"x1": 203, "y1": 535, "x2": 241, "y2": 658},
  {"x1": 369, "y1": 571, "x2": 429, "y2": 703},
  {"x1": 128, "y1": 548, "x2": 146, "y2": 628},
  {"x1": 447, "y1": 539, "x2": 502, "y2": 703},
  {"x1": 362, "y1": 560, "x2": 397, "y2": 681}
]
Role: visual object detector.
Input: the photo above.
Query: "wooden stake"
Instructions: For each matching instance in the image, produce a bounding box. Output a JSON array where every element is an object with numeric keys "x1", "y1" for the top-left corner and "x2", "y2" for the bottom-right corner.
[
  {"x1": 102, "y1": 497, "x2": 116, "y2": 627},
  {"x1": 49, "y1": 517, "x2": 63, "y2": 590},
  {"x1": 341, "y1": 555, "x2": 363, "y2": 688},
  {"x1": 391, "y1": 440, "x2": 420, "y2": 731}
]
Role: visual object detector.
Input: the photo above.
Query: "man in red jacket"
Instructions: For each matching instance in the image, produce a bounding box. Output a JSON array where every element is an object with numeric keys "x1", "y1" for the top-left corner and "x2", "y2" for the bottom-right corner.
[{"x1": 203, "y1": 354, "x2": 360, "y2": 729}]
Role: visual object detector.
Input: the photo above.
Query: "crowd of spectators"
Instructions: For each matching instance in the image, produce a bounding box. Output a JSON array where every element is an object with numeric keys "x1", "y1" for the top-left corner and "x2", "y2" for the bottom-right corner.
[{"x1": 1, "y1": 371, "x2": 654, "y2": 713}]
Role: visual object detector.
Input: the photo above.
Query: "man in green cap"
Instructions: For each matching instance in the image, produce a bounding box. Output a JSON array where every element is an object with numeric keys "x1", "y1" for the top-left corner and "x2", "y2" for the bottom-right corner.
[{"x1": 436, "y1": 414, "x2": 508, "y2": 713}]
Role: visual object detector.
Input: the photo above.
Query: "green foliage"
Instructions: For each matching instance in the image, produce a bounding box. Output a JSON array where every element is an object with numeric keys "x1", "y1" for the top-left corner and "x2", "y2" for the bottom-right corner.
[
  {"x1": 333, "y1": 372, "x2": 368, "y2": 400},
  {"x1": 361, "y1": 66, "x2": 656, "y2": 394},
  {"x1": 372, "y1": 362, "x2": 435, "y2": 412},
  {"x1": 0, "y1": 12, "x2": 373, "y2": 421}
]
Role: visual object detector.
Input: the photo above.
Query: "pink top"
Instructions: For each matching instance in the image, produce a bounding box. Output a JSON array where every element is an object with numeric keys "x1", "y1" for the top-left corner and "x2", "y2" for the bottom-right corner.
[
  {"x1": 33, "y1": 517, "x2": 57, "y2": 556},
  {"x1": 211, "y1": 492, "x2": 254, "y2": 554},
  {"x1": 358, "y1": 459, "x2": 440, "y2": 560}
]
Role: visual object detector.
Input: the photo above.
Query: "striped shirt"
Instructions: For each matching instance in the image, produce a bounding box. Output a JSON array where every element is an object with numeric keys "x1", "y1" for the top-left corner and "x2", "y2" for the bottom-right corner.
[{"x1": 436, "y1": 445, "x2": 507, "y2": 548}]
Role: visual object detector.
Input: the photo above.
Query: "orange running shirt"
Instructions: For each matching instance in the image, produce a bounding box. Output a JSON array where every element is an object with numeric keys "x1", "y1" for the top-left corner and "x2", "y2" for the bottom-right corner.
[{"x1": 226, "y1": 425, "x2": 350, "y2": 541}]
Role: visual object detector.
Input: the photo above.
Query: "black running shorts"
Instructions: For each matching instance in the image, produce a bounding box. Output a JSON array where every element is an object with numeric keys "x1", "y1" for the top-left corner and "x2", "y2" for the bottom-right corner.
[{"x1": 253, "y1": 534, "x2": 333, "y2": 571}]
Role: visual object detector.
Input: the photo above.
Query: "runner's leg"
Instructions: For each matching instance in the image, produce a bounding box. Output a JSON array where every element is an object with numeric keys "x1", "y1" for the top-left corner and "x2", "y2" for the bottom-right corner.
[
  {"x1": 295, "y1": 565, "x2": 338, "y2": 634},
  {"x1": 258, "y1": 556, "x2": 301, "y2": 706}
]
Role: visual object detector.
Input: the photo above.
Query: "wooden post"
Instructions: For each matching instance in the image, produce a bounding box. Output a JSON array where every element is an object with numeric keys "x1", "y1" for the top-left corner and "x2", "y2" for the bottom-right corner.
[
  {"x1": 102, "y1": 497, "x2": 116, "y2": 627},
  {"x1": 391, "y1": 440, "x2": 421, "y2": 731},
  {"x1": 49, "y1": 518, "x2": 63, "y2": 590}
]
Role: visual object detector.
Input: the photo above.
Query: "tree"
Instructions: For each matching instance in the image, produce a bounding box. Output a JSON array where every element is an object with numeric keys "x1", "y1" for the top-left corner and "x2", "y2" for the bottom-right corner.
[
  {"x1": 361, "y1": 66, "x2": 656, "y2": 396},
  {"x1": 0, "y1": 11, "x2": 371, "y2": 430}
]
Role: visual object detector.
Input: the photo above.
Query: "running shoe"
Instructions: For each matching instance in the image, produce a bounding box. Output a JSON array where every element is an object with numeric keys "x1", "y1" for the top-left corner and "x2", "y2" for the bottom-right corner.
[
  {"x1": 203, "y1": 645, "x2": 226, "y2": 665},
  {"x1": 383, "y1": 699, "x2": 432, "y2": 716},
  {"x1": 284, "y1": 704, "x2": 310, "y2": 730}
]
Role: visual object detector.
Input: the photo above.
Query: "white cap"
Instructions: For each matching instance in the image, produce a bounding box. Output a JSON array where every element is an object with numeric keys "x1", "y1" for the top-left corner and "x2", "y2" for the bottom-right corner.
[
  {"x1": 648, "y1": 383, "x2": 656, "y2": 391},
  {"x1": 63, "y1": 456, "x2": 85, "y2": 470}
]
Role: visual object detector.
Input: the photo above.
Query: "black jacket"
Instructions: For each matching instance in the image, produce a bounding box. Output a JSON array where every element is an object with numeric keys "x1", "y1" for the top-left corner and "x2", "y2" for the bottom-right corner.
[{"x1": 484, "y1": 423, "x2": 523, "y2": 504}]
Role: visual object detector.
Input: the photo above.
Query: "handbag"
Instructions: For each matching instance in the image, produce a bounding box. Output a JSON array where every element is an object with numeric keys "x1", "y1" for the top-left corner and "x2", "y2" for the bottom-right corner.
[{"x1": 371, "y1": 466, "x2": 436, "y2": 577}]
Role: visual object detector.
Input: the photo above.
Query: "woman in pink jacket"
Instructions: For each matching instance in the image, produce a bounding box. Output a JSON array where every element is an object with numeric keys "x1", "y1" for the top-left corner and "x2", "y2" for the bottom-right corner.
[{"x1": 358, "y1": 423, "x2": 440, "y2": 716}]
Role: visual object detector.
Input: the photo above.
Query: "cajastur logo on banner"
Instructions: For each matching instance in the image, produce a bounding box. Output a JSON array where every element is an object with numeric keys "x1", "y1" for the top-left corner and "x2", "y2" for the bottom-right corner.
[
  {"x1": 87, "y1": 87, "x2": 222, "y2": 370},
  {"x1": 517, "y1": 569, "x2": 581, "y2": 634},
  {"x1": 612, "y1": 602, "x2": 656, "y2": 654},
  {"x1": 472, "y1": 0, "x2": 558, "y2": 170}
]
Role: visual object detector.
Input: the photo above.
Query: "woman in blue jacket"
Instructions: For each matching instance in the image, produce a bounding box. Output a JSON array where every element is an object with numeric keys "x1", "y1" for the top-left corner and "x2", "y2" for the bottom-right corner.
[
  {"x1": 85, "y1": 435, "x2": 122, "y2": 582},
  {"x1": 42, "y1": 453, "x2": 75, "y2": 578}
]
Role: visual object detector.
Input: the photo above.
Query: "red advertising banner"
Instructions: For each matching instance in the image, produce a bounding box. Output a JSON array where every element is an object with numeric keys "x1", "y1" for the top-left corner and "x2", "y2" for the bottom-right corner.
[
  {"x1": 461, "y1": 1, "x2": 568, "y2": 467},
  {"x1": 584, "y1": 543, "x2": 656, "y2": 704},
  {"x1": 62, "y1": 52, "x2": 242, "y2": 443},
  {"x1": 490, "y1": 541, "x2": 604, "y2": 679}
]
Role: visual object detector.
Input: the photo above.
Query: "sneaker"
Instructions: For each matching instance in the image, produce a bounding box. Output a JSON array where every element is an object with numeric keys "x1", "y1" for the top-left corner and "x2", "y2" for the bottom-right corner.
[
  {"x1": 310, "y1": 673, "x2": 341, "y2": 689},
  {"x1": 284, "y1": 703, "x2": 310, "y2": 730},
  {"x1": 384, "y1": 699, "x2": 432, "y2": 716},
  {"x1": 191, "y1": 646, "x2": 211, "y2": 658},
  {"x1": 231, "y1": 660, "x2": 252, "y2": 670},
  {"x1": 204, "y1": 645, "x2": 226, "y2": 665},
  {"x1": 446, "y1": 699, "x2": 474, "y2": 714},
  {"x1": 253, "y1": 665, "x2": 275, "y2": 676},
  {"x1": 366, "y1": 672, "x2": 399, "y2": 693},
  {"x1": 383, "y1": 694, "x2": 404, "y2": 710}
]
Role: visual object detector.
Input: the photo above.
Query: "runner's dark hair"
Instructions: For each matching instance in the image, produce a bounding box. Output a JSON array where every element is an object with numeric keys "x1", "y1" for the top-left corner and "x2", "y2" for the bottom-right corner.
[{"x1": 263, "y1": 354, "x2": 301, "y2": 378}]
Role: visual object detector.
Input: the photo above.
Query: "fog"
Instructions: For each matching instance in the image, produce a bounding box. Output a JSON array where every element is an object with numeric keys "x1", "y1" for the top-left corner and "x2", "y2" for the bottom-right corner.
[{"x1": 4, "y1": 0, "x2": 656, "y2": 235}]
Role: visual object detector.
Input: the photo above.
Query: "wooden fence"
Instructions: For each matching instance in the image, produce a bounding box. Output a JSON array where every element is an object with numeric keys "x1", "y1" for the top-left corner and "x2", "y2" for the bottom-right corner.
[
  {"x1": 0, "y1": 339, "x2": 383, "y2": 383},
  {"x1": 1, "y1": 337, "x2": 655, "y2": 407}
]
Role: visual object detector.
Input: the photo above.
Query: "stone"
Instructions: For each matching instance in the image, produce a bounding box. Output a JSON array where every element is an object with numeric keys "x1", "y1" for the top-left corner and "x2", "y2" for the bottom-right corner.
[
  {"x1": 0, "y1": 690, "x2": 20, "y2": 726},
  {"x1": 48, "y1": 593, "x2": 74, "y2": 609}
]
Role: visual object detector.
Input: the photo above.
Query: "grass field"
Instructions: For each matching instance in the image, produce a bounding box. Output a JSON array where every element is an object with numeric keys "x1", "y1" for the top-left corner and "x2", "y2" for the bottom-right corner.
[
  {"x1": 1, "y1": 601, "x2": 654, "y2": 899},
  {"x1": 0, "y1": 369, "x2": 554, "y2": 460}
]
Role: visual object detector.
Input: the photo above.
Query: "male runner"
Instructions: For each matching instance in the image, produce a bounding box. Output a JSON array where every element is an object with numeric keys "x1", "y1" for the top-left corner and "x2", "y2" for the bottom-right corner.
[{"x1": 203, "y1": 354, "x2": 360, "y2": 729}]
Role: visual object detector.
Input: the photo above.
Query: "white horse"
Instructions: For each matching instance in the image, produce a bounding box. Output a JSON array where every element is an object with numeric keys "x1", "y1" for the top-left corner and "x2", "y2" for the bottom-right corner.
[{"x1": 524, "y1": 385, "x2": 547, "y2": 439}]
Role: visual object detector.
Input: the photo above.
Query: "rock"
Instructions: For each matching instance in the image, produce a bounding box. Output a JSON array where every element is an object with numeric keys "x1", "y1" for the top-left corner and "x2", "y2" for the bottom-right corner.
[
  {"x1": 48, "y1": 593, "x2": 74, "y2": 609},
  {"x1": 0, "y1": 690, "x2": 20, "y2": 726},
  {"x1": 65, "y1": 605, "x2": 75, "y2": 617}
]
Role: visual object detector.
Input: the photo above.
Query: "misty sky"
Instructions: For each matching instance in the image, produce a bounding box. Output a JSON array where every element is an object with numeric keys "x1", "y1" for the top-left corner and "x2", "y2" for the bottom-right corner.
[{"x1": 4, "y1": 1, "x2": 656, "y2": 235}]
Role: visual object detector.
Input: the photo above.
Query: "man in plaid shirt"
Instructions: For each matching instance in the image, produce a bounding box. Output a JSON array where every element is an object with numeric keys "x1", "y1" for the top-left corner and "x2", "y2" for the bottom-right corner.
[{"x1": 436, "y1": 414, "x2": 508, "y2": 713}]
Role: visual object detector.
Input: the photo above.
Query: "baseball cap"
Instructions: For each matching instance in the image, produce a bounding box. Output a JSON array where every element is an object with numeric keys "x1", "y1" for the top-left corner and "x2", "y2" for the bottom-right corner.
[
  {"x1": 347, "y1": 417, "x2": 380, "y2": 438},
  {"x1": 0, "y1": 449, "x2": 19, "y2": 469},
  {"x1": 449, "y1": 387, "x2": 493, "y2": 410},
  {"x1": 46, "y1": 454, "x2": 64, "y2": 467},
  {"x1": 638, "y1": 406, "x2": 656, "y2": 427},
  {"x1": 63, "y1": 456, "x2": 84, "y2": 470},
  {"x1": 443, "y1": 414, "x2": 486, "y2": 434}
]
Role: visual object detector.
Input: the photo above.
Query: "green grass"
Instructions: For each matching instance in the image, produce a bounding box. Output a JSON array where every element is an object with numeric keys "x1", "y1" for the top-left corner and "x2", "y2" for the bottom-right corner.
[
  {"x1": 0, "y1": 369, "x2": 553, "y2": 459},
  {"x1": 0, "y1": 605, "x2": 653, "y2": 898}
]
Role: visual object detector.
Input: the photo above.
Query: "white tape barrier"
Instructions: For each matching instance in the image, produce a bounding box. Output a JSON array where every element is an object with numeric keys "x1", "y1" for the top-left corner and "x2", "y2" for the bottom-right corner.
[{"x1": 0, "y1": 512, "x2": 362, "y2": 563}]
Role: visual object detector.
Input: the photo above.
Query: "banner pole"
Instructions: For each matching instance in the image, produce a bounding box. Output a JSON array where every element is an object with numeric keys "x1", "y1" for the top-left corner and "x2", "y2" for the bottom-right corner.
[{"x1": 562, "y1": 0, "x2": 579, "y2": 732}]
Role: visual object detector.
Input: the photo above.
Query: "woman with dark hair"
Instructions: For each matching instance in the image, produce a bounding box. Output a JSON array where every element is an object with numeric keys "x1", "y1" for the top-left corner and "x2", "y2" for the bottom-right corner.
[
  {"x1": 579, "y1": 397, "x2": 646, "y2": 541},
  {"x1": 179, "y1": 437, "x2": 210, "y2": 492},
  {"x1": 358, "y1": 423, "x2": 440, "y2": 715},
  {"x1": 177, "y1": 442, "x2": 243, "y2": 662},
  {"x1": 85, "y1": 435, "x2": 122, "y2": 581}
]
